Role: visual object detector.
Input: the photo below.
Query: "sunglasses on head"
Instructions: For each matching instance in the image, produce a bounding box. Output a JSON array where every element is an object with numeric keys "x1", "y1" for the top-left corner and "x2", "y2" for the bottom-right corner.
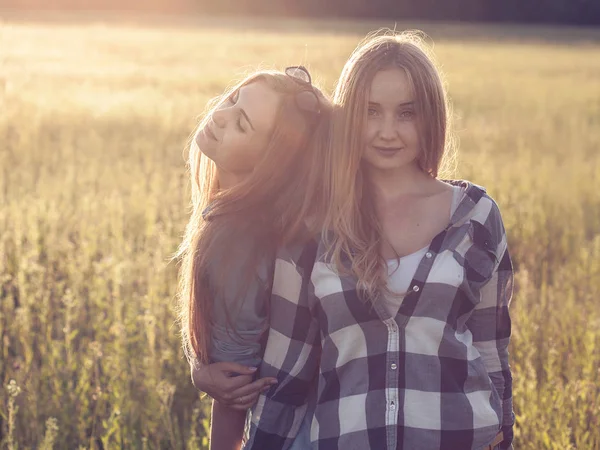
[{"x1": 285, "y1": 65, "x2": 321, "y2": 116}]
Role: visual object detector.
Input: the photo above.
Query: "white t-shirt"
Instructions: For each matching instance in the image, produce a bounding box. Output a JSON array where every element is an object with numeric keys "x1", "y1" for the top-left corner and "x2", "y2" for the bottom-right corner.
[{"x1": 382, "y1": 185, "x2": 465, "y2": 317}]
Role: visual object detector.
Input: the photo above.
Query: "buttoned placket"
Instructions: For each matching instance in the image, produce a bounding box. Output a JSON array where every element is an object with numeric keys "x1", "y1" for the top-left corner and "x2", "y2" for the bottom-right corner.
[
  {"x1": 386, "y1": 233, "x2": 445, "y2": 449},
  {"x1": 384, "y1": 318, "x2": 400, "y2": 449}
]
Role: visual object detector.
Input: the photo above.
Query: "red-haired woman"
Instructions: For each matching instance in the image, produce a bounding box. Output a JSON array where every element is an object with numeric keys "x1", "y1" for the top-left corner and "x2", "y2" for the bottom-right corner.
[{"x1": 177, "y1": 67, "x2": 331, "y2": 450}]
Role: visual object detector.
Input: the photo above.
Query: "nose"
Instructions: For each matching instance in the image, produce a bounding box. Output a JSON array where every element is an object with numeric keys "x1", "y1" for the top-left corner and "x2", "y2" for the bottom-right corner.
[
  {"x1": 211, "y1": 106, "x2": 228, "y2": 128},
  {"x1": 378, "y1": 116, "x2": 397, "y2": 141}
]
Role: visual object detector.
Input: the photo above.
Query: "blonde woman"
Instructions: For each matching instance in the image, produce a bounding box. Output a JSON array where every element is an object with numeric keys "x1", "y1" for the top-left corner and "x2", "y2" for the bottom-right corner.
[
  {"x1": 246, "y1": 33, "x2": 513, "y2": 450},
  {"x1": 177, "y1": 67, "x2": 331, "y2": 450}
]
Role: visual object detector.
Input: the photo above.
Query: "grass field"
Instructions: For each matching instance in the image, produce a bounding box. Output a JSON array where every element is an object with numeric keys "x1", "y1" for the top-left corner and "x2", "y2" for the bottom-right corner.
[{"x1": 1, "y1": 12, "x2": 600, "y2": 449}]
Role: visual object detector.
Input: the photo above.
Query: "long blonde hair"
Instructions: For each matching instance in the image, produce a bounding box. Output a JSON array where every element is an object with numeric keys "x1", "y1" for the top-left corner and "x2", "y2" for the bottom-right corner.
[
  {"x1": 323, "y1": 31, "x2": 455, "y2": 304},
  {"x1": 178, "y1": 70, "x2": 331, "y2": 363}
]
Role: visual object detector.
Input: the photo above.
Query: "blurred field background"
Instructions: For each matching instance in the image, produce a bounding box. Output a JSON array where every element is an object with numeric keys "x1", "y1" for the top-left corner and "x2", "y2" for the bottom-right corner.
[{"x1": 0, "y1": 12, "x2": 599, "y2": 450}]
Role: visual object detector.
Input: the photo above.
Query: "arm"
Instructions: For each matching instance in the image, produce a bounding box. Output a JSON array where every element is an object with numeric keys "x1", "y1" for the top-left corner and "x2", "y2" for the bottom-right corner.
[
  {"x1": 206, "y1": 283, "x2": 272, "y2": 449},
  {"x1": 467, "y1": 214, "x2": 515, "y2": 449},
  {"x1": 245, "y1": 240, "x2": 321, "y2": 450},
  {"x1": 200, "y1": 235, "x2": 277, "y2": 448},
  {"x1": 190, "y1": 359, "x2": 277, "y2": 410},
  {"x1": 211, "y1": 400, "x2": 247, "y2": 450},
  {"x1": 190, "y1": 358, "x2": 277, "y2": 450}
]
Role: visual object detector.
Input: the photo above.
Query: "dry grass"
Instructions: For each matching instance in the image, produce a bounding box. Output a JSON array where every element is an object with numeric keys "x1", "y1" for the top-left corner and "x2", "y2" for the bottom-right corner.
[{"x1": 1, "y1": 13, "x2": 599, "y2": 449}]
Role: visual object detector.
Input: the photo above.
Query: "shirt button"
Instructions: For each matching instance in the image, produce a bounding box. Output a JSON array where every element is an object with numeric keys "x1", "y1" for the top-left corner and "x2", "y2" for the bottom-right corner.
[
  {"x1": 391, "y1": 363, "x2": 397, "y2": 370},
  {"x1": 390, "y1": 402, "x2": 396, "y2": 411},
  {"x1": 412, "y1": 285, "x2": 420, "y2": 292},
  {"x1": 425, "y1": 252, "x2": 432, "y2": 258}
]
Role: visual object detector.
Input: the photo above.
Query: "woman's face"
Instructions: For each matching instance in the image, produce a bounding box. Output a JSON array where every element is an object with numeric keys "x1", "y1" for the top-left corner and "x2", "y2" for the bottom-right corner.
[
  {"x1": 196, "y1": 81, "x2": 281, "y2": 175},
  {"x1": 362, "y1": 68, "x2": 420, "y2": 174}
]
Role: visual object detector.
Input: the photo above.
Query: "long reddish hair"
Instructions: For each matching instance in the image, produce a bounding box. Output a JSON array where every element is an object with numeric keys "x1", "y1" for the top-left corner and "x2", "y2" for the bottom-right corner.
[{"x1": 177, "y1": 70, "x2": 331, "y2": 363}]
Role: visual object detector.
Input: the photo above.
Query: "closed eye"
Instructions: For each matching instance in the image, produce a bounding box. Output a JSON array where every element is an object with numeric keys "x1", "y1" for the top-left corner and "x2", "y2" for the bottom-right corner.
[{"x1": 237, "y1": 117, "x2": 246, "y2": 133}]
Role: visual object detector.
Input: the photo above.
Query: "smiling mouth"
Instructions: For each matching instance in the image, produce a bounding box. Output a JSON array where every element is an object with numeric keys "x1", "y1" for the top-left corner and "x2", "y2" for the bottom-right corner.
[{"x1": 374, "y1": 146, "x2": 403, "y2": 153}]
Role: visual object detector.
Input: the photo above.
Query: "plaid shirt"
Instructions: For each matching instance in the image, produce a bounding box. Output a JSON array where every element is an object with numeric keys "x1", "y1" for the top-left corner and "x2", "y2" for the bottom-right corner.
[{"x1": 245, "y1": 181, "x2": 514, "y2": 450}]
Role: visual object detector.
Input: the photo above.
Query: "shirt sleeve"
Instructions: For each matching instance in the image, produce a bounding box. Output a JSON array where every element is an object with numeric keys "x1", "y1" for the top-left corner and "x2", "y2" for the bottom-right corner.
[
  {"x1": 244, "y1": 239, "x2": 321, "y2": 450},
  {"x1": 208, "y1": 234, "x2": 273, "y2": 369},
  {"x1": 466, "y1": 202, "x2": 515, "y2": 449}
]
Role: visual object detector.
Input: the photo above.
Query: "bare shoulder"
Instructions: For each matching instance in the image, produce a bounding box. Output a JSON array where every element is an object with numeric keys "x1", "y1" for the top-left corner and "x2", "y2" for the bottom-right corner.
[
  {"x1": 419, "y1": 178, "x2": 454, "y2": 199},
  {"x1": 434, "y1": 178, "x2": 455, "y2": 194}
]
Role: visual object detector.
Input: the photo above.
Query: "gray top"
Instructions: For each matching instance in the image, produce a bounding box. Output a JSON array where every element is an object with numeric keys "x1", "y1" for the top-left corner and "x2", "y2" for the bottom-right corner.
[{"x1": 208, "y1": 234, "x2": 273, "y2": 368}]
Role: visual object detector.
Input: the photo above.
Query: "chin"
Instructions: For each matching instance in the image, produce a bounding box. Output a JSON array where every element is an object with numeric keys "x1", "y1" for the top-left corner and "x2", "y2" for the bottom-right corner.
[
  {"x1": 196, "y1": 137, "x2": 216, "y2": 161},
  {"x1": 364, "y1": 158, "x2": 415, "y2": 173}
]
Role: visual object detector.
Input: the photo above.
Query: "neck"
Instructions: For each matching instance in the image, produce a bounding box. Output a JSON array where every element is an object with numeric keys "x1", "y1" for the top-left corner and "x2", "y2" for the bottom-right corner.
[
  {"x1": 366, "y1": 163, "x2": 431, "y2": 204},
  {"x1": 217, "y1": 168, "x2": 248, "y2": 190}
]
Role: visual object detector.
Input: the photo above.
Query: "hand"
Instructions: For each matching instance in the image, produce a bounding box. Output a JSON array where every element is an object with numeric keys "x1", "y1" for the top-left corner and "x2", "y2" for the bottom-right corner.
[{"x1": 190, "y1": 360, "x2": 278, "y2": 410}]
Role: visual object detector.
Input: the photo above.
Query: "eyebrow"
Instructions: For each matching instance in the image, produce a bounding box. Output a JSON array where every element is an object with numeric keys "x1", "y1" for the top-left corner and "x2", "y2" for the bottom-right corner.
[
  {"x1": 240, "y1": 108, "x2": 255, "y2": 131},
  {"x1": 369, "y1": 101, "x2": 415, "y2": 108}
]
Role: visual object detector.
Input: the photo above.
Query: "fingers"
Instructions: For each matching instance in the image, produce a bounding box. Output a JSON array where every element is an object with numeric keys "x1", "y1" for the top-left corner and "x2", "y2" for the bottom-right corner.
[
  {"x1": 201, "y1": 374, "x2": 253, "y2": 404},
  {"x1": 223, "y1": 378, "x2": 277, "y2": 409},
  {"x1": 213, "y1": 378, "x2": 277, "y2": 407},
  {"x1": 216, "y1": 390, "x2": 256, "y2": 408},
  {"x1": 238, "y1": 393, "x2": 256, "y2": 406},
  {"x1": 214, "y1": 362, "x2": 258, "y2": 376},
  {"x1": 230, "y1": 377, "x2": 278, "y2": 399},
  {"x1": 222, "y1": 374, "x2": 254, "y2": 391},
  {"x1": 189, "y1": 361, "x2": 278, "y2": 406},
  {"x1": 229, "y1": 401, "x2": 255, "y2": 411},
  {"x1": 227, "y1": 392, "x2": 259, "y2": 411}
]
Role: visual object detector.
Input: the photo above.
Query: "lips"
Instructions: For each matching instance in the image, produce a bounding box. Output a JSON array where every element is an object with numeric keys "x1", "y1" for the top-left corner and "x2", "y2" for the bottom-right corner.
[
  {"x1": 373, "y1": 146, "x2": 403, "y2": 155},
  {"x1": 204, "y1": 124, "x2": 217, "y2": 141}
]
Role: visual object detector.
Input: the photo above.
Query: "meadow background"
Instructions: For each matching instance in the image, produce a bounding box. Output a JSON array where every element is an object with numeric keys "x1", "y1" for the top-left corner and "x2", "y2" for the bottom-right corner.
[{"x1": 0, "y1": 12, "x2": 599, "y2": 449}]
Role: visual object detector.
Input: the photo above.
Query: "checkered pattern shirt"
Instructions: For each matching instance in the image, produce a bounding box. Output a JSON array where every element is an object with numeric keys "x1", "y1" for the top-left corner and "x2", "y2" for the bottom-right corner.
[{"x1": 245, "y1": 181, "x2": 514, "y2": 450}]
